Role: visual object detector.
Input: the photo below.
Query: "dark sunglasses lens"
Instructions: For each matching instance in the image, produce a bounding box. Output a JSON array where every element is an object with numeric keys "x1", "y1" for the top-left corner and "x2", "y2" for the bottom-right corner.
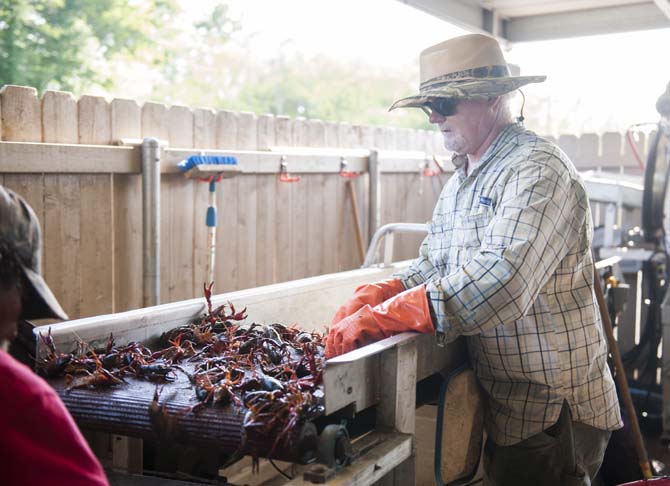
[{"x1": 423, "y1": 99, "x2": 458, "y2": 117}]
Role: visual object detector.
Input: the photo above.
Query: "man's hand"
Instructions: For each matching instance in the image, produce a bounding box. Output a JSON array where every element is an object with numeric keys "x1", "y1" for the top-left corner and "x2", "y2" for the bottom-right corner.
[
  {"x1": 325, "y1": 284, "x2": 434, "y2": 358},
  {"x1": 331, "y1": 278, "x2": 405, "y2": 324}
]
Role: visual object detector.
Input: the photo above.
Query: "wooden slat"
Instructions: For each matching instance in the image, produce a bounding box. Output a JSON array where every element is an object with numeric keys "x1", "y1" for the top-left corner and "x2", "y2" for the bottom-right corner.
[
  {"x1": 166, "y1": 105, "x2": 195, "y2": 302},
  {"x1": 0, "y1": 85, "x2": 41, "y2": 142},
  {"x1": 577, "y1": 133, "x2": 600, "y2": 170},
  {"x1": 44, "y1": 175, "x2": 81, "y2": 319},
  {"x1": 0, "y1": 142, "x2": 139, "y2": 173},
  {"x1": 79, "y1": 95, "x2": 114, "y2": 318},
  {"x1": 192, "y1": 107, "x2": 217, "y2": 295},
  {"x1": 215, "y1": 110, "x2": 240, "y2": 292},
  {"x1": 113, "y1": 98, "x2": 143, "y2": 312},
  {"x1": 1, "y1": 87, "x2": 46, "y2": 277},
  {"x1": 236, "y1": 112, "x2": 258, "y2": 290},
  {"x1": 275, "y1": 115, "x2": 294, "y2": 283},
  {"x1": 601, "y1": 132, "x2": 623, "y2": 168},
  {"x1": 42, "y1": 91, "x2": 78, "y2": 144},
  {"x1": 291, "y1": 118, "x2": 309, "y2": 281},
  {"x1": 78, "y1": 96, "x2": 111, "y2": 145},
  {"x1": 558, "y1": 134, "x2": 579, "y2": 167},
  {"x1": 305, "y1": 120, "x2": 326, "y2": 277},
  {"x1": 255, "y1": 114, "x2": 277, "y2": 287},
  {"x1": 311, "y1": 120, "x2": 338, "y2": 275}
]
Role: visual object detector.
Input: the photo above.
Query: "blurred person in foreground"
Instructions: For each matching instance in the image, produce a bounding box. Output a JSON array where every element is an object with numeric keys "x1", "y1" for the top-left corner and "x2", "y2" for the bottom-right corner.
[
  {"x1": 0, "y1": 185, "x2": 108, "y2": 486},
  {"x1": 325, "y1": 34, "x2": 622, "y2": 486}
]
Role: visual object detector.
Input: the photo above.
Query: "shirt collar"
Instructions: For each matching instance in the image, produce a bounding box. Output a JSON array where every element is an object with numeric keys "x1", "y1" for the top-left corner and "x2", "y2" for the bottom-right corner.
[{"x1": 455, "y1": 122, "x2": 523, "y2": 180}]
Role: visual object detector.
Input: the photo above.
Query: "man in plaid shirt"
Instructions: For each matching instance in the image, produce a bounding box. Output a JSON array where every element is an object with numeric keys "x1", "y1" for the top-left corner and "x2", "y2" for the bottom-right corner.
[{"x1": 326, "y1": 34, "x2": 621, "y2": 485}]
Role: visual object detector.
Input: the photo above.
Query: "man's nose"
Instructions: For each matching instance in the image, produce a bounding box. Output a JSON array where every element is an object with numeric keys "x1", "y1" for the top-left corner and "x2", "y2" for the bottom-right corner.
[{"x1": 429, "y1": 111, "x2": 445, "y2": 124}]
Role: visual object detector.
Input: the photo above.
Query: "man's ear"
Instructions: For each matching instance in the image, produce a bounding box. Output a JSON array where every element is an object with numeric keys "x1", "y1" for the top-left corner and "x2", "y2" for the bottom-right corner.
[{"x1": 488, "y1": 96, "x2": 502, "y2": 108}]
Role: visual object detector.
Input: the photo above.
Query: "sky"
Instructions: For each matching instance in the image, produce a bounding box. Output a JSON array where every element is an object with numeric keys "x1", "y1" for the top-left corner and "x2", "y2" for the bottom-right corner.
[{"x1": 179, "y1": 0, "x2": 670, "y2": 135}]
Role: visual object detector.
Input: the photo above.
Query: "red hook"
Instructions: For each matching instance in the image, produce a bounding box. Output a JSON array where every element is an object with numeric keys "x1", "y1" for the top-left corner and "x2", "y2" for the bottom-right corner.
[
  {"x1": 339, "y1": 157, "x2": 360, "y2": 179},
  {"x1": 279, "y1": 156, "x2": 300, "y2": 183}
]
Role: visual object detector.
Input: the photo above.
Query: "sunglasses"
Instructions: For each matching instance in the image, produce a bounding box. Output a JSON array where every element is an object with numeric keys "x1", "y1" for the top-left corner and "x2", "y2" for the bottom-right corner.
[{"x1": 420, "y1": 99, "x2": 459, "y2": 117}]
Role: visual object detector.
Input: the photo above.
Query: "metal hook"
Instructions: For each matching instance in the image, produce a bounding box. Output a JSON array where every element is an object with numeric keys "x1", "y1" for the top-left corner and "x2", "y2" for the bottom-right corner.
[
  {"x1": 279, "y1": 155, "x2": 300, "y2": 183},
  {"x1": 339, "y1": 156, "x2": 359, "y2": 178}
]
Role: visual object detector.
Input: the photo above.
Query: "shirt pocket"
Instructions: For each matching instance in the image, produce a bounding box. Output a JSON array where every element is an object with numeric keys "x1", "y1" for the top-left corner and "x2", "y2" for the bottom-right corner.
[{"x1": 455, "y1": 206, "x2": 493, "y2": 249}]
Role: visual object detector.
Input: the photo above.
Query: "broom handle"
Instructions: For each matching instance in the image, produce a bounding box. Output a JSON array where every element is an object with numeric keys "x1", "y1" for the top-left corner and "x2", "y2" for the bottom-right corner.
[
  {"x1": 346, "y1": 180, "x2": 366, "y2": 264},
  {"x1": 592, "y1": 267, "x2": 652, "y2": 479}
]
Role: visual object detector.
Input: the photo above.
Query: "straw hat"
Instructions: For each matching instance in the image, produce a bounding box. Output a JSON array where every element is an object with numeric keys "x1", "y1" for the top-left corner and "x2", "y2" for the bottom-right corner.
[{"x1": 389, "y1": 34, "x2": 546, "y2": 111}]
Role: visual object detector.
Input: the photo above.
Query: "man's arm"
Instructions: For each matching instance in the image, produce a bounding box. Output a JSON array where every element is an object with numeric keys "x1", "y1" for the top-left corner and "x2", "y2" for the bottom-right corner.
[
  {"x1": 393, "y1": 233, "x2": 439, "y2": 288},
  {"x1": 428, "y1": 157, "x2": 587, "y2": 341}
]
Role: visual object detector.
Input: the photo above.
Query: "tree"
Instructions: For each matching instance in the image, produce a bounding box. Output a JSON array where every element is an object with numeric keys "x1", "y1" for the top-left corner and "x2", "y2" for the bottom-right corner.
[{"x1": 0, "y1": 0, "x2": 177, "y2": 92}]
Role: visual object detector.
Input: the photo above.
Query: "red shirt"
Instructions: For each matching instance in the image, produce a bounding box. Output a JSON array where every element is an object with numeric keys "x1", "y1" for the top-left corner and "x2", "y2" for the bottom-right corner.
[{"x1": 0, "y1": 349, "x2": 108, "y2": 486}]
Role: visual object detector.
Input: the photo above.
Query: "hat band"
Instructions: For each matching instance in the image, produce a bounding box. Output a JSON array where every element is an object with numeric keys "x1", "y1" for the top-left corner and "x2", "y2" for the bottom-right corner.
[{"x1": 420, "y1": 65, "x2": 511, "y2": 91}]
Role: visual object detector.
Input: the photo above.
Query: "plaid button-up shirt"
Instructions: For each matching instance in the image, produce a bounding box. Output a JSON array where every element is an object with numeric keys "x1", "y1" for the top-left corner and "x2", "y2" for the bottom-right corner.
[{"x1": 395, "y1": 123, "x2": 622, "y2": 445}]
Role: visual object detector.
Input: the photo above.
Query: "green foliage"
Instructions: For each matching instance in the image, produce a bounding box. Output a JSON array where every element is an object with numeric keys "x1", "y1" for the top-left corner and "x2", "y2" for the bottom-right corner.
[
  {"x1": 0, "y1": 0, "x2": 431, "y2": 129},
  {"x1": 0, "y1": 0, "x2": 177, "y2": 91}
]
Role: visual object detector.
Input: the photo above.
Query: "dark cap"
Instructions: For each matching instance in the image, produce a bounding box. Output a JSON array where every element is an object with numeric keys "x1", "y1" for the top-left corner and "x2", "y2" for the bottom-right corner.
[{"x1": 0, "y1": 186, "x2": 68, "y2": 320}]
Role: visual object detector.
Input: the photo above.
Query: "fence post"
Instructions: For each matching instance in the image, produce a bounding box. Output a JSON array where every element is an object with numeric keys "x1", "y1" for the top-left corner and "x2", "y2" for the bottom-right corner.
[{"x1": 141, "y1": 137, "x2": 161, "y2": 307}]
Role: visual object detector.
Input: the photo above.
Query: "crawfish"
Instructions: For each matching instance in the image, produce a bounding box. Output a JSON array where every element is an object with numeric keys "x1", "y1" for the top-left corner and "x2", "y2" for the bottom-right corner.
[
  {"x1": 135, "y1": 362, "x2": 176, "y2": 382},
  {"x1": 194, "y1": 369, "x2": 243, "y2": 407},
  {"x1": 36, "y1": 328, "x2": 72, "y2": 378},
  {"x1": 65, "y1": 351, "x2": 125, "y2": 391}
]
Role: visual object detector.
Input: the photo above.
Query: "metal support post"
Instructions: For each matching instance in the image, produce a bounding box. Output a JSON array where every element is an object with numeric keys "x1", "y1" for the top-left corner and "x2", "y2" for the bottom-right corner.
[
  {"x1": 141, "y1": 137, "x2": 161, "y2": 307},
  {"x1": 368, "y1": 149, "x2": 381, "y2": 245}
]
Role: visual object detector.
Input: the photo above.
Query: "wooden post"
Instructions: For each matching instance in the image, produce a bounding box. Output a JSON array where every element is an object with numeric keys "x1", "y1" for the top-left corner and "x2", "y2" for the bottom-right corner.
[{"x1": 377, "y1": 340, "x2": 418, "y2": 485}]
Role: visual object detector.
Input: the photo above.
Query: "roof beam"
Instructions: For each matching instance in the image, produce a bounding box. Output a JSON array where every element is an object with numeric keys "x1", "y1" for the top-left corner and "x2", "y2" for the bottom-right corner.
[
  {"x1": 397, "y1": 1, "x2": 670, "y2": 43},
  {"x1": 505, "y1": 2, "x2": 670, "y2": 41},
  {"x1": 397, "y1": 0, "x2": 505, "y2": 37},
  {"x1": 653, "y1": 0, "x2": 670, "y2": 20}
]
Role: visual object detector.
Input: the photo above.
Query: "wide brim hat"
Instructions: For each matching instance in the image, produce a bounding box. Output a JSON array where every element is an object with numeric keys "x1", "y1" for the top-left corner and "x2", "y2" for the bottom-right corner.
[
  {"x1": 390, "y1": 34, "x2": 546, "y2": 111},
  {"x1": 0, "y1": 186, "x2": 68, "y2": 321}
]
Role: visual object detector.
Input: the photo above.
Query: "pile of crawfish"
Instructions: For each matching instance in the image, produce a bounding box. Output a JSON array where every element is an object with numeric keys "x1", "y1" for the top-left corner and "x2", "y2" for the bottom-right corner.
[{"x1": 38, "y1": 283, "x2": 326, "y2": 456}]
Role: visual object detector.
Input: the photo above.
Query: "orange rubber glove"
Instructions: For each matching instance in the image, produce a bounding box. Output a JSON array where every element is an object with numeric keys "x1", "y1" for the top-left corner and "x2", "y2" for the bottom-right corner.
[
  {"x1": 325, "y1": 284, "x2": 434, "y2": 359},
  {"x1": 331, "y1": 278, "x2": 405, "y2": 325}
]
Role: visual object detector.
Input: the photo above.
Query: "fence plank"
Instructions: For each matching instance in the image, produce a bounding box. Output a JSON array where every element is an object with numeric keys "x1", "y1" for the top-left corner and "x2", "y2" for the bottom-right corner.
[
  {"x1": 45, "y1": 175, "x2": 81, "y2": 318},
  {"x1": 601, "y1": 132, "x2": 623, "y2": 168},
  {"x1": 42, "y1": 91, "x2": 78, "y2": 144},
  {"x1": 111, "y1": 99, "x2": 142, "y2": 312},
  {"x1": 558, "y1": 134, "x2": 579, "y2": 167},
  {"x1": 78, "y1": 96, "x2": 114, "y2": 317},
  {"x1": 291, "y1": 117, "x2": 309, "y2": 280},
  {"x1": 255, "y1": 114, "x2": 276, "y2": 287},
  {"x1": 236, "y1": 112, "x2": 258, "y2": 290},
  {"x1": 0, "y1": 85, "x2": 41, "y2": 142},
  {"x1": 165, "y1": 106, "x2": 195, "y2": 302},
  {"x1": 215, "y1": 110, "x2": 240, "y2": 292},
  {"x1": 6, "y1": 86, "x2": 51, "y2": 314},
  {"x1": 577, "y1": 133, "x2": 600, "y2": 170},
  {"x1": 275, "y1": 116, "x2": 294, "y2": 283},
  {"x1": 192, "y1": 108, "x2": 217, "y2": 295}
]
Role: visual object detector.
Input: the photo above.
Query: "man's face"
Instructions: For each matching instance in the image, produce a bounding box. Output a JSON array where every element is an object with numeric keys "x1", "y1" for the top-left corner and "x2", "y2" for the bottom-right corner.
[
  {"x1": 0, "y1": 286, "x2": 22, "y2": 343},
  {"x1": 428, "y1": 98, "x2": 496, "y2": 156}
]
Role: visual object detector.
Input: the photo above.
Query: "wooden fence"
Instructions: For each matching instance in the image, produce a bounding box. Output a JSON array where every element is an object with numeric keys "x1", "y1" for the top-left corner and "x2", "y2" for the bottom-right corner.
[{"x1": 0, "y1": 85, "x2": 654, "y2": 325}]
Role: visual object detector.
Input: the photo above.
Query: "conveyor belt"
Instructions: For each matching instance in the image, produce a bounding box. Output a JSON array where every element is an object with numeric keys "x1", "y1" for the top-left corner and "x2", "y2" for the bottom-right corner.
[{"x1": 50, "y1": 364, "x2": 321, "y2": 463}]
